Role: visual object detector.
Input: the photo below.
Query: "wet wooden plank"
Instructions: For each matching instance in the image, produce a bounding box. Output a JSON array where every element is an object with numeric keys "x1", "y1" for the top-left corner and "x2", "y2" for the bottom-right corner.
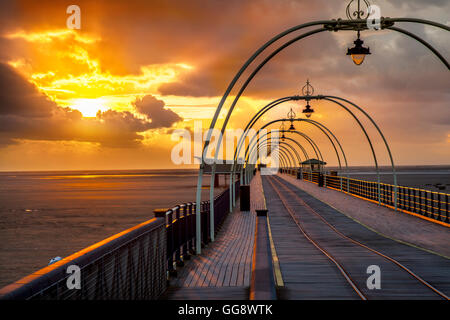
[{"x1": 164, "y1": 174, "x2": 265, "y2": 300}]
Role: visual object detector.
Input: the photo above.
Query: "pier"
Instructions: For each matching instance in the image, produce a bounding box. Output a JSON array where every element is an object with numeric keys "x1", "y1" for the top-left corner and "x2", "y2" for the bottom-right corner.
[{"x1": 0, "y1": 0, "x2": 449, "y2": 302}]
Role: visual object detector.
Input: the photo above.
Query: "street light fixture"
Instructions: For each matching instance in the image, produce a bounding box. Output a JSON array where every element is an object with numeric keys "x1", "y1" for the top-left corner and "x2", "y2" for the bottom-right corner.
[
  {"x1": 287, "y1": 107, "x2": 296, "y2": 130},
  {"x1": 280, "y1": 122, "x2": 286, "y2": 141},
  {"x1": 347, "y1": 31, "x2": 371, "y2": 65},
  {"x1": 302, "y1": 103, "x2": 314, "y2": 118},
  {"x1": 301, "y1": 79, "x2": 315, "y2": 118}
]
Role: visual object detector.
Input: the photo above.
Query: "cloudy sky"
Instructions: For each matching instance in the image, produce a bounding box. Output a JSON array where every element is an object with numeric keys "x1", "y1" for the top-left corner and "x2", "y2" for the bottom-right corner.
[{"x1": 0, "y1": 0, "x2": 448, "y2": 170}]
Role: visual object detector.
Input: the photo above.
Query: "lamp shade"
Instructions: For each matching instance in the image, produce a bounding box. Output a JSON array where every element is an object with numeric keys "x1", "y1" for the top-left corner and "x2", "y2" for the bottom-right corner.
[
  {"x1": 347, "y1": 37, "x2": 371, "y2": 66},
  {"x1": 302, "y1": 104, "x2": 314, "y2": 118}
]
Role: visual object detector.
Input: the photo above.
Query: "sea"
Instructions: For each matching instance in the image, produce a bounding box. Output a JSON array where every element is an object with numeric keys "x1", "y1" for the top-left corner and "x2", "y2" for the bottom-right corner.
[{"x1": 0, "y1": 166, "x2": 448, "y2": 288}]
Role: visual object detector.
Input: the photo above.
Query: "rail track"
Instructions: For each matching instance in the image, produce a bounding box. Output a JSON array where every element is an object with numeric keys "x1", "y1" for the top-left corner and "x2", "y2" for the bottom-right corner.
[{"x1": 265, "y1": 175, "x2": 449, "y2": 300}]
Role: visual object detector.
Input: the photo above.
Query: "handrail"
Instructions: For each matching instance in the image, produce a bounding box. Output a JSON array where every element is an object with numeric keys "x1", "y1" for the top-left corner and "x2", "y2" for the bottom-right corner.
[
  {"x1": 294, "y1": 172, "x2": 449, "y2": 226},
  {"x1": 0, "y1": 217, "x2": 166, "y2": 300},
  {"x1": 0, "y1": 181, "x2": 241, "y2": 300}
]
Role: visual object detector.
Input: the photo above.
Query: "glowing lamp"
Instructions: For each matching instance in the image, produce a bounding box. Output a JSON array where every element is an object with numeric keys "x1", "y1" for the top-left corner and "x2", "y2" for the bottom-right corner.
[
  {"x1": 302, "y1": 103, "x2": 314, "y2": 118},
  {"x1": 347, "y1": 33, "x2": 371, "y2": 66}
]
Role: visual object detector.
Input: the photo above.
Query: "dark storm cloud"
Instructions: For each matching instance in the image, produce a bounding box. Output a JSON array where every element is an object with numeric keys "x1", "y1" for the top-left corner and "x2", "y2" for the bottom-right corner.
[
  {"x1": 0, "y1": 63, "x2": 182, "y2": 147},
  {"x1": 0, "y1": 63, "x2": 54, "y2": 117},
  {"x1": 134, "y1": 95, "x2": 182, "y2": 127}
]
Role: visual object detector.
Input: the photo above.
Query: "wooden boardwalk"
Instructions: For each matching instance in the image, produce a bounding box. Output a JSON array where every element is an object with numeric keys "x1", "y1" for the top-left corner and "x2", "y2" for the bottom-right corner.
[
  {"x1": 262, "y1": 175, "x2": 450, "y2": 300},
  {"x1": 163, "y1": 175, "x2": 265, "y2": 299}
]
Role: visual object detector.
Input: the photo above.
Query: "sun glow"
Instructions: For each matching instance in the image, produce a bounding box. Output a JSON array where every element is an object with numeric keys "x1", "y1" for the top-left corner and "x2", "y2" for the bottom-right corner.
[
  {"x1": 5, "y1": 29, "x2": 197, "y2": 117},
  {"x1": 70, "y1": 98, "x2": 109, "y2": 117}
]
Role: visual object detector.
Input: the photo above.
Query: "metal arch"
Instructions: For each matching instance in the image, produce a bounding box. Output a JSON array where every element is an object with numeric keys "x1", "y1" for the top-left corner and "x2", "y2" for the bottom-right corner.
[
  {"x1": 250, "y1": 143, "x2": 291, "y2": 181},
  {"x1": 205, "y1": 28, "x2": 328, "y2": 231},
  {"x1": 250, "y1": 142, "x2": 296, "y2": 176},
  {"x1": 281, "y1": 132, "x2": 321, "y2": 163},
  {"x1": 287, "y1": 131, "x2": 323, "y2": 164},
  {"x1": 231, "y1": 96, "x2": 297, "y2": 189},
  {"x1": 219, "y1": 20, "x2": 448, "y2": 212},
  {"x1": 323, "y1": 95, "x2": 398, "y2": 210},
  {"x1": 233, "y1": 96, "x2": 297, "y2": 166},
  {"x1": 254, "y1": 142, "x2": 296, "y2": 168},
  {"x1": 214, "y1": 18, "x2": 449, "y2": 197},
  {"x1": 202, "y1": 17, "x2": 449, "y2": 159},
  {"x1": 196, "y1": 17, "x2": 450, "y2": 253},
  {"x1": 232, "y1": 96, "x2": 346, "y2": 171},
  {"x1": 232, "y1": 117, "x2": 349, "y2": 206},
  {"x1": 244, "y1": 119, "x2": 344, "y2": 172},
  {"x1": 248, "y1": 138, "x2": 303, "y2": 168},
  {"x1": 250, "y1": 141, "x2": 298, "y2": 169},
  {"x1": 244, "y1": 135, "x2": 310, "y2": 185},
  {"x1": 247, "y1": 138, "x2": 305, "y2": 183},
  {"x1": 244, "y1": 132, "x2": 310, "y2": 167},
  {"x1": 249, "y1": 143, "x2": 294, "y2": 178},
  {"x1": 230, "y1": 95, "x2": 392, "y2": 204},
  {"x1": 248, "y1": 140, "x2": 300, "y2": 183}
]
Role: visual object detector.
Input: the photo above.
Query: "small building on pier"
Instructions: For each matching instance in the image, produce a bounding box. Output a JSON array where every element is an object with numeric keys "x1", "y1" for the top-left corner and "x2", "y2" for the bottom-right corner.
[{"x1": 300, "y1": 159, "x2": 326, "y2": 172}]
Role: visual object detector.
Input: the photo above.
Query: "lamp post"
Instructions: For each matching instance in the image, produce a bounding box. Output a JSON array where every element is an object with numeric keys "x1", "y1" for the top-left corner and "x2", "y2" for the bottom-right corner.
[
  {"x1": 287, "y1": 108, "x2": 296, "y2": 130},
  {"x1": 302, "y1": 80, "x2": 315, "y2": 118},
  {"x1": 345, "y1": 0, "x2": 372, "y2": 65}
]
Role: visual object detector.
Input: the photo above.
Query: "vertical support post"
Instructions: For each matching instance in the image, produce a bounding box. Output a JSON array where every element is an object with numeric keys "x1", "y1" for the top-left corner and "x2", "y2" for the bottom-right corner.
[
  {"x1": 445, "y1": 194, "x2": 449, "y2": 223},
  {"x1": 167, "y1": 210, "x2": 176, "y2": 277},
  {"x1": 437, "y1": 193, "x2": 441, "y2": 222},
  {"x1": 209, "y1": 164, "x2": 216, "y2": 243},
  {"x1": 195, "y1": 167, "x2": 203, "y2": 255},
  {"x1": 229, "y1": 172, "x2": 234, "y2": 212},
  {"x1": 175, "y1": 207, "x2": 183, "y2": 267}
]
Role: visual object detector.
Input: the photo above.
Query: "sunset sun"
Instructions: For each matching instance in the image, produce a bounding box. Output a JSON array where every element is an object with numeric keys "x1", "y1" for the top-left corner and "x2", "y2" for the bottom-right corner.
[{"x1": 70, "y1": 98, "x2": 109, "y2": 117}]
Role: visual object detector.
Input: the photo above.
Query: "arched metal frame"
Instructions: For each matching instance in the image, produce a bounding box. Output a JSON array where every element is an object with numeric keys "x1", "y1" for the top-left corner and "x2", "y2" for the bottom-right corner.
[
  {"x1": 251, "y1": 141, "x2": 296, "y2": 178},
  {"x1": 194, "y1": 17, "x2": 450, "y2": 253},
  {"x1": 243, "y1": 128, "x2": 337, "y2": 186},
  {"x1": 250, "y1": 140, "x2": 300, "y2": 167},
  {"x1": 248, "y1": 138, "x2": 303, "y2": 169},
  {"x1": 236, "y1": 118, "x2": 350, "y2": 201},
  {"x1": 229, "y1": 95, "x2": 387, "y2": 208},
  {"x1": 233, "y1": 110, "x2": 346, "y2": 185},
  {"x1": 245, "y1": 132, "x2": 312, "y2": 168},
  {"x1": 243, "y1": 132, "x2": 316, "y2": 184},
  {"x1": 247, "y1": 137, "x2": 306, "y2": 185},
  {"x1": 255, "y1": 142, "x2": 296, "y2": 170},
  {"x1": 250, "y1": 141, "x2": 297, "y2": 181}
]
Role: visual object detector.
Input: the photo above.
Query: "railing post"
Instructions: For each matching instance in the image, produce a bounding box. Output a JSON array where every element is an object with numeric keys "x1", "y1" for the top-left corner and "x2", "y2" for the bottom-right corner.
[
  {"x1": 437, "y1": 193, "x2": 442, "y2": 222},
  {"x1": 430, "y1": 192, "x2": 435, "y2": 220},
  {"x1": 182, "y1": 205, "x2": 190, "y2": 261},
  {"x1": 210, "y1": 197, "x2": 215, "y2": 242},
  {"x1": 445, "y1": 194, "x2": 449, "y2": 223},
  {"x1": 167, "y1": 210, "x2": 176, "y2": 277}
]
